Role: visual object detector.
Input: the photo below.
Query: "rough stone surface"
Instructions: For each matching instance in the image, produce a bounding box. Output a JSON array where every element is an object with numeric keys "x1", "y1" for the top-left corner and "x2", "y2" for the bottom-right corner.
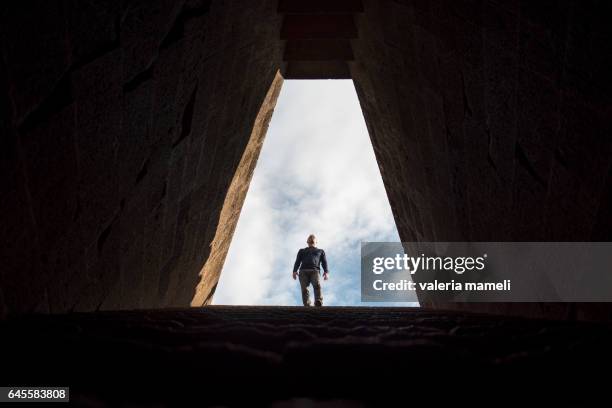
[
  {"x1": 191, "y1": 71, "x2": 284, "y2": 307},
  {"x1": 0, "y1": 0, "x2": 283, "y2": 315},
  {"x1": 1, "y1": 306, "x2": 610, "y2": 405},
  {"x1": 349, "y1": 0, "x2": 612, "y2": 319},
  {"x1": 0, "y1": 0, "x2": 611, "y2": 321}
]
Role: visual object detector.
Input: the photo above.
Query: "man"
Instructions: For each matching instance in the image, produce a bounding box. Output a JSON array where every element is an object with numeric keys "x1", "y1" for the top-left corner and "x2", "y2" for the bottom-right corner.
[{"x1": 292, "y1": 234, "x2": 329, "y2": 307}]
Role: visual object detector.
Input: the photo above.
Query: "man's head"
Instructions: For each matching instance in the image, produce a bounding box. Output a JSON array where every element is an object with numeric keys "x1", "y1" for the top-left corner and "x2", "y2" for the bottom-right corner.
[{"x1": 307, "y1": 234, "x2": 317, "y2": 247}]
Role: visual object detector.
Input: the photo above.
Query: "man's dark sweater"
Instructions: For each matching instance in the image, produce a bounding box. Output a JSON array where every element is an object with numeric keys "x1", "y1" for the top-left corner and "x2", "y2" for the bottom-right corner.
[{"x1": 293, "y1": 246, "x2": 328, "y2": 273}]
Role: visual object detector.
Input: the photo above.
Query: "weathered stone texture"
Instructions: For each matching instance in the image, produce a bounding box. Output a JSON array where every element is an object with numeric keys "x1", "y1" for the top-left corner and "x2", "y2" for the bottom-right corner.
[
  {"x1": 350, "y1": 0, "x2": 612, "y2": 318},
  {"x1": 191, "y1": 70, "x2": 284, "y2": 307},
  {"x1": 0, "y1": 0, "x2": 610, "y2": 320},
  {"x1": 0, "y1": 0, "x2": 283, "y2": 314},
  {"x1": 2, "y1": 306, "x2": 611, "y2": 404}
]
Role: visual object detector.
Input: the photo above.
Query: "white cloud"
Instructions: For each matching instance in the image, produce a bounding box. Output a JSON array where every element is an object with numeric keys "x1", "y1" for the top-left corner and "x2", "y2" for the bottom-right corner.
[{"x1": 213, "y1": 80, "x2": 417, "y2": 307}]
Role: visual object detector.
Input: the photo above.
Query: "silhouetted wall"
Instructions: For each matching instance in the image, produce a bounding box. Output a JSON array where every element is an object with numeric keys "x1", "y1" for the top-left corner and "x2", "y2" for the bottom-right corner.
[
  {"x1": 350, "y1": 0, "x2": 611, "y2": 319},
  {"x1": 0, "y1": 0, "x2": 283, "y2": 314},
  {"x1": 1, "y1": 0, "x2": 610, "y2": 319}
]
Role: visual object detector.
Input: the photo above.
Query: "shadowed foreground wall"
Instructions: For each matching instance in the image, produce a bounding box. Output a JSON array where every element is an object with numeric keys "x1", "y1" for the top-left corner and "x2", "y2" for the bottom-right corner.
[
  {"x1": 0, "y1": 0, "x2": 610, "y2": 319},
  {"x1": 350, "y1": 0, "x2": 612, "y2": 319},
  {"x1": 0, "y1": 0, "x2": 283, "y2": 315}
]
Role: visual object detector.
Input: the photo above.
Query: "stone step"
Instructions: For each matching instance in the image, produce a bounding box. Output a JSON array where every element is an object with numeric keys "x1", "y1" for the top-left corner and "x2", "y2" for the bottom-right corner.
[{"x1": 1, "y1": 306, "x2": 610, "y2": 404}]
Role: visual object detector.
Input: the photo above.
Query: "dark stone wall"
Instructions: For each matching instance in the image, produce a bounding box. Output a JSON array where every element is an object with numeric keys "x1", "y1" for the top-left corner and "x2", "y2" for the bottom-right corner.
[
  {"x1": 0, "y1": 0, "x2": 283, "y2": 315},
  {"x1": 1, "y1": 0, "x2": 610, "y2": 320},
  {"x1": 350, "y1": 0, "x2": 612, "y2": 319}
]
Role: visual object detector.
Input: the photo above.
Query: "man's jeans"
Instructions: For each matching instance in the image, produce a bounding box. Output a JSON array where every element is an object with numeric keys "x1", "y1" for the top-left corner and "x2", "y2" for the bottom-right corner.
[{"x1": 298, "y1": 269, "x2": 323, "y2": 306}]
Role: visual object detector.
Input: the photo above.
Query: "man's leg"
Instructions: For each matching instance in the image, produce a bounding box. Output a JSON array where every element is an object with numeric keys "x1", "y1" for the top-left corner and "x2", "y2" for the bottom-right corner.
[
  {"x1": 298, "y1": 270, "x2": 312, "y2": 306},
  {"x1": 312, "y1": 271, "x2": 323, "y2": 307}
]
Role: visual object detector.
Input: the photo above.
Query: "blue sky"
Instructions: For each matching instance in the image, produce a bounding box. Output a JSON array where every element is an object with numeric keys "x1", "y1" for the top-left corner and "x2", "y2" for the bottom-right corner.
[{"x1": 213, "y1": 80, "x2": 418, "y2": 307}]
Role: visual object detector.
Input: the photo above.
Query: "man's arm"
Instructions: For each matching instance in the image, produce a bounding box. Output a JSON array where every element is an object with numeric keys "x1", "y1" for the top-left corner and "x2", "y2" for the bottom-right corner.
[
  {"x1": 292, "y1": 249, "x2": 302, "y2": 280},
  {"x1": 293, "y1": 249, "x2": 302, "y2": 273},
  {"x1": 321, "y1": 250, "x2": 329, "y2": 274}
]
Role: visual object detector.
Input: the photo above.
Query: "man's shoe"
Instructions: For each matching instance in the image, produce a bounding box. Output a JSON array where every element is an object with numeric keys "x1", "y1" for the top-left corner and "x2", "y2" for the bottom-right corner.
[{"x1": 315, "y1": 300, "x2": 322, "y2": 307}]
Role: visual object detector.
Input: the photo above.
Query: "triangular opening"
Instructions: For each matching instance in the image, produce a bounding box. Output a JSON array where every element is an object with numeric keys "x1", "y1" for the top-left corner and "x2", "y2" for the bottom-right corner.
[{"x1": 213, "y1": 79, "x2": 418, "y2": 307}]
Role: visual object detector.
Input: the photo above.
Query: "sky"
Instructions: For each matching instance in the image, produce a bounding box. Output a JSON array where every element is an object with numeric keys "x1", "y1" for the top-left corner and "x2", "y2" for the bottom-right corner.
[{"x1": 213, "y1": 80, "x2": 418, "y2": 307}]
